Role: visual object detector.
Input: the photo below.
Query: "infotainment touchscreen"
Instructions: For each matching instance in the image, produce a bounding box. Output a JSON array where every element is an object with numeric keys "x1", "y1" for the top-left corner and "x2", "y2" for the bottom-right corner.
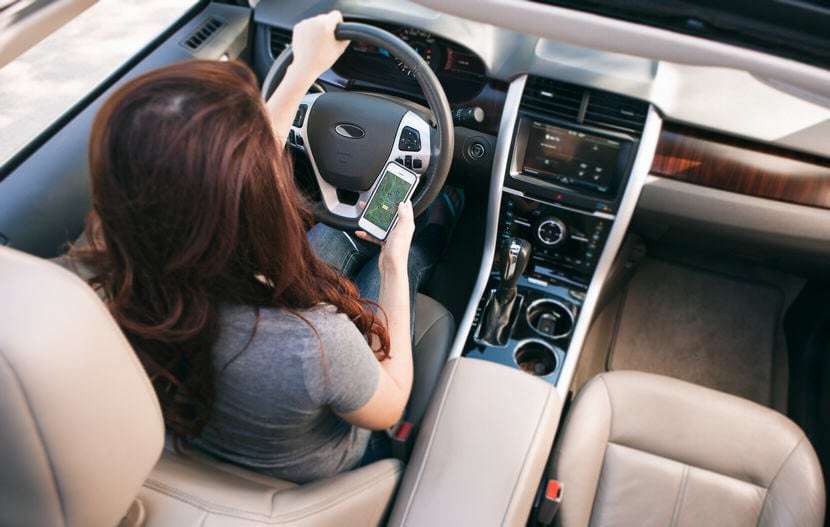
[{"x1": 520, "y1": 120, "x2": 628, "y2": 198}]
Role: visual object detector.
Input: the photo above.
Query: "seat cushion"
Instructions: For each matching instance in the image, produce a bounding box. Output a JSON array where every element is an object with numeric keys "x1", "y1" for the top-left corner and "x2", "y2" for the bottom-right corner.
[
  {"x1": 409, "y1": 292, "x2": 455, "y2": 427},
  {"x1": 551, "y1": 370, "x2": 825, "y2": 527},
  {"x1": 140, "y1": 449, "x2": 403, "y2": 527}
]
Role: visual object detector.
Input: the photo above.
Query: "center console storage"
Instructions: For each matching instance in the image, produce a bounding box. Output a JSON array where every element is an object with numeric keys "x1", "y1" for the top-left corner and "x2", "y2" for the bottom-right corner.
[{"x1": 387, "y1": 357, "x2": 561, "y2": 527}]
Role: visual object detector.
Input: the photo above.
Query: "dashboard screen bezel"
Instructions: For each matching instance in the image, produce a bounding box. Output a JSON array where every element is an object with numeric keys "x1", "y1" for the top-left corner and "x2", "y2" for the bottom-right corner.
[{"x1": 509, "y1": 115, "x2": 636, "y2": 207}]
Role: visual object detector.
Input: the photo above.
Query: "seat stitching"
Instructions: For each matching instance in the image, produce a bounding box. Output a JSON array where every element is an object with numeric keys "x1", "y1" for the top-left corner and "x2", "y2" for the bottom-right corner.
[
  {"x1": 668, "y1": 464, "x2": 691, "y2": 527},
  {"x1": 756, "y1": 436, "x2": 804, "y2": 527},
  {"x1": 606, "y1": 441, "x2": 767, "y2": 492},
  {"x1": 0, "y1": 352, "x2": 67, "y2": 527}
]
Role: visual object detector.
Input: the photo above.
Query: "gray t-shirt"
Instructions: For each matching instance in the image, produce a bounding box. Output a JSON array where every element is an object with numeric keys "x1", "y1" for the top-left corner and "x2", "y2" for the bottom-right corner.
[{"x1": 192, "y1": 302, "x2": 380, "y2": 483}]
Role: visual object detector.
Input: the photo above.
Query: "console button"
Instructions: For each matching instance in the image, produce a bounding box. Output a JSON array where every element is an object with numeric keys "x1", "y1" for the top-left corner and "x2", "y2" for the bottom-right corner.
[
  {"x1": 468, "y1": 141, "x2": 486, "y2": 159},
  {"x1": 536, "y1": 217, "x2": 568, "y2": 247}
]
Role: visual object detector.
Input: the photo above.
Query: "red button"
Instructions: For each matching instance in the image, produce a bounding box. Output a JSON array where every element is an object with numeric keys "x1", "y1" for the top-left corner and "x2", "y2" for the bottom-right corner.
[{"x1": 546, "y1": 480, "x2": 562, "y2": 500}]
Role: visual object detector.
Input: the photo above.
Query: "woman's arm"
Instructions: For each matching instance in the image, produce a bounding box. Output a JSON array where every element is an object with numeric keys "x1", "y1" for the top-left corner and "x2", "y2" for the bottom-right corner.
[
  {"x1": 266, "y1": 11, "x2": 349, "y2": 142},
  {"x1": 339, "y1": 202, "x2": 416, "y2": 430}
]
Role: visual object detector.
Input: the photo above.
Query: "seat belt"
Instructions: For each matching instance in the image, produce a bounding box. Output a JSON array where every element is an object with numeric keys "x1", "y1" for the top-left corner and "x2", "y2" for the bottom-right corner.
[
  {"x1": 535, "y1": 479, "x2": 564, "y2": 526},
  {"x1": 387, "y1": 420, "x2": 415, "y2": 460}
]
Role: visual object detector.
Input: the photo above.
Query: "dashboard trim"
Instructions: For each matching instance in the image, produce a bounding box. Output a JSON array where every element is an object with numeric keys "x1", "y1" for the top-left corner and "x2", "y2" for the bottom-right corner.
[
  {"x1": 652, "y1": 123, "x2": 830, "y2": 210},
  {"x1": 554, "y1": 105, "x2": 661, "y2": 399},
  {"x1": 449, "y1": 74, "x2": 527, "y2": 360}
]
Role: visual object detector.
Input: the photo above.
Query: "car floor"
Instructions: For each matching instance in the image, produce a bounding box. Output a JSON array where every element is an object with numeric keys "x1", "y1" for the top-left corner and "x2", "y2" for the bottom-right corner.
[{"x1": 574, "y1": 243, "x2": 806, "y2": 413}]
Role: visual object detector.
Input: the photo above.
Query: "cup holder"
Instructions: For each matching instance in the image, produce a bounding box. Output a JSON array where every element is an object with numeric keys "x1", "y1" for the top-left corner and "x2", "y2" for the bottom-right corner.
[
  {"x1": 525, "y1": 298, "x2": 574, "y2": 340},
  {"x1": 514, "y1": 339, "x2": 558, "y2": 377}
]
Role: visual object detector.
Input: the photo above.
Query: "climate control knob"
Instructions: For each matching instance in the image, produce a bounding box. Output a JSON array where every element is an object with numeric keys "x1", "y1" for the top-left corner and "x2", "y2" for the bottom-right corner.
[{"x1": 536, "y1": 217, "x2": 568, "y2": 247}]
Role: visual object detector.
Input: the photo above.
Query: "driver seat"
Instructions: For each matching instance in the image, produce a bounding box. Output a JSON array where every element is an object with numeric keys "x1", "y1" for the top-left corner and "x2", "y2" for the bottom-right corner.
[{"x1": 0, "y1": 245, "x2": 456, "y2": 526}]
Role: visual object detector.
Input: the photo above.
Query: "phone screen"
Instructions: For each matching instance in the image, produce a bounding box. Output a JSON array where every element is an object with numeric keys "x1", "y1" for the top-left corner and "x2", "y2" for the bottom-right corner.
[{"x1": 362, "y1": 168, "x2": 415, "y2": 231}]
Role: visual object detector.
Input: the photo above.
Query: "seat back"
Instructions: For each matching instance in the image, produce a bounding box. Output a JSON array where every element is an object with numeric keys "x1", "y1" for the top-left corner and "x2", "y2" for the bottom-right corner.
[
  {"x1": 551, "y1": 371, "x2": 825, "y2": 527},
  {"x1": 0, "y1": 246, "x2": 164, "y2": 527}
]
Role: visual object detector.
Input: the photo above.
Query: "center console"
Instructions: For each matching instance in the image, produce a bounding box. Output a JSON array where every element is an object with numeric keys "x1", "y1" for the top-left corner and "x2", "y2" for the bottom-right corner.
[
  {"x1": 454, "y1": 75, "x2": 659, "y2": 393},
  {"x1": 394, "y1": 76, "x2": 660, "y2": 527}
]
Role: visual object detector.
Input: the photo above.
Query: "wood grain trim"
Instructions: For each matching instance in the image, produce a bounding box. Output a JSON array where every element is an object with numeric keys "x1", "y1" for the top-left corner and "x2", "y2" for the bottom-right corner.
[{"x1": 651, "y1": 123, "x2": 830, "y2": 210}]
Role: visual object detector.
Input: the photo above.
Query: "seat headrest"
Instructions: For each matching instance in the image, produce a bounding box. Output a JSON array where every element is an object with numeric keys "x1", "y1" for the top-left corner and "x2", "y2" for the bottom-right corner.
[{"x1": 0, "y1": 247, "x2": 163, "y2": 527}]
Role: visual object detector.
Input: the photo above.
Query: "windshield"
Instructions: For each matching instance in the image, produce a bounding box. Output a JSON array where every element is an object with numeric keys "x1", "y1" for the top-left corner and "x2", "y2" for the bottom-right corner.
[{"x1": 534, "y1": 0, "x2": 830, "y2": 70}]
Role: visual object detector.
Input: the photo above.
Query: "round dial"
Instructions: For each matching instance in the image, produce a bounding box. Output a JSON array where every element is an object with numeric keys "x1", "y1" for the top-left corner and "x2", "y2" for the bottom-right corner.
[
  {"x1": 536, "y1": 218, "x2": 568, "y2": 247},
  {"x1": 395, "y1": 28, "x2": 442, "y2": 78}
]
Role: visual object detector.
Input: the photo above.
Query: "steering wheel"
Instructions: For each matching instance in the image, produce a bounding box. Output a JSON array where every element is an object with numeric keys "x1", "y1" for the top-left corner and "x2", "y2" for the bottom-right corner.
[{"x1": 262, "y1": 22, "x2": 454, "y2": 231}]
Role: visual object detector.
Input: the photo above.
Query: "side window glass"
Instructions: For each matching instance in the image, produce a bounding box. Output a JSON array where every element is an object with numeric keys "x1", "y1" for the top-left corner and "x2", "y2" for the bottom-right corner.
[{"x1": 0, "y1": 0, "x2": 196, "y2": 166}]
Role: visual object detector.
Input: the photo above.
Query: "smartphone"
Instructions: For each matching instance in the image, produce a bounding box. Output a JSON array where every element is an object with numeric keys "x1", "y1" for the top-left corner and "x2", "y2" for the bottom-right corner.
[{"x1": 358, "y1": 162, "x2": 419, "y2": 240}]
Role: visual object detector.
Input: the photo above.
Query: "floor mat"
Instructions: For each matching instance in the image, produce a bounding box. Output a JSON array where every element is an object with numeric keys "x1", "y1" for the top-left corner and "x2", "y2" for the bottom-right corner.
[{"x1": 607, "y1": 258, "x2": 783, "y2": 406}]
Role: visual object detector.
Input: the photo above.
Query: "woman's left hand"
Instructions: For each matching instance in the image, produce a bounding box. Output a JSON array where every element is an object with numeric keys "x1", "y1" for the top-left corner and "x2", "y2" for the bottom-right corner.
[{"x1": 290, "y1": 11, "x2": 350, "y2": 85}]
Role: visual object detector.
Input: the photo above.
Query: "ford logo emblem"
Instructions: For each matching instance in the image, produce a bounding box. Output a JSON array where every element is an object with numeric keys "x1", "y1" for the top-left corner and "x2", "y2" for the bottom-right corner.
[{"x1": 334, "y1": 123, "x2": 365, "y2": 139}]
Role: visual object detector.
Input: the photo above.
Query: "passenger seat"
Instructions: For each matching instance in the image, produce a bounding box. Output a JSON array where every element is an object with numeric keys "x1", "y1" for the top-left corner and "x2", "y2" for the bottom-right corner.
[{"x1": 549, "y1": 370, "x2": 825, "y2": 526}]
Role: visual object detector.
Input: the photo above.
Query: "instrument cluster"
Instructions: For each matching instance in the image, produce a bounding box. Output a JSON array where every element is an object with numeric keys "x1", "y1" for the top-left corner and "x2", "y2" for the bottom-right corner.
[{"x1": 332, "y1": 23, "x2": 488, "y2": 102}]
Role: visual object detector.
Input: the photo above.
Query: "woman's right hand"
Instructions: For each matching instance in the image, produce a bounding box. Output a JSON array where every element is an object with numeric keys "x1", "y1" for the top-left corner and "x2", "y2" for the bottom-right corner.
[
  {"x1": 379, "y1": 200, "x2": 415, "y2": 275},
  {"x1": 355, "y1": 200, "x2": 415, "y2": 276}
]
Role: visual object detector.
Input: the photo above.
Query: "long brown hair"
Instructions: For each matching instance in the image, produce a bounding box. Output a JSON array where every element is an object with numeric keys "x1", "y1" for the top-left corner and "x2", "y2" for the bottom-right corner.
[{"x1": 76, "y1": 60, "x2": 389, "y2": 442}]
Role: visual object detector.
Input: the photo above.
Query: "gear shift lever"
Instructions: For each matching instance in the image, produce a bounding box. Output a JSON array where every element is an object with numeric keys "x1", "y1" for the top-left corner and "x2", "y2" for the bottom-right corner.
[{"x1": 478, "y1": 237, "x2": 532, "y2": 346}]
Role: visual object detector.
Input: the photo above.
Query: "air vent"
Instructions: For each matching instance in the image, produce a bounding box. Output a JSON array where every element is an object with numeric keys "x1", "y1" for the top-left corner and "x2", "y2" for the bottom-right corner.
[
  {"x1": 520, "y1": 77, "x2": 584, "y2": 123},
  {"x1": 583, "y1": 91, "x2": 648, "y2": 135},
  {"x1": 521, "y1": 76, "x2": 648, "y2": 135},
  {"x1": 269, "y1": 26, "x2": 293, "y2": 58},
  {"x1": 182, "y1": 17, "x2": 225, "y2": 51}
]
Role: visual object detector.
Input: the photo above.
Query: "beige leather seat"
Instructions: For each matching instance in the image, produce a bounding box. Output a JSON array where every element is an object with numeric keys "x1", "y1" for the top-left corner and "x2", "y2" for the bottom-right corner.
[
  {"x1": 1, "y1": 246, "x2": 163, "y2": 527},
  {"x1": 550, "y1": 370, "x2": 825, "y2": 527},
  {"x1": 0, "y1": 246, "x2": 455, "y2": 527}
]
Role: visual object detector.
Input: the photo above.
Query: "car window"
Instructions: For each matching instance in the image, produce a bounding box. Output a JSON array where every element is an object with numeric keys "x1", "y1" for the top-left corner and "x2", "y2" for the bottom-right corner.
[{"x1": 0, "y1": 0, "x2": 196, "y2": 167}]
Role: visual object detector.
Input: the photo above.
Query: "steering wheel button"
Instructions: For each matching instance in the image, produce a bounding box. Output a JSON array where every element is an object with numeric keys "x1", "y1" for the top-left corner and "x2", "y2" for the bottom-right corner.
[
  {"x1": 413, "y1": 158, "x2": 423, "y2": 169},
  {"x1": 288, "y1": 129, "x2": 295, "y2": 144},
  {"x1": 293, "y1": 104, "x2": 308, "y2": 127},
  {"x1": 399, "y1": 126, "x2": 421, "y2": 151},
  {"x1": 405, "y1": 155, "x2": 413, "y2": 168}
]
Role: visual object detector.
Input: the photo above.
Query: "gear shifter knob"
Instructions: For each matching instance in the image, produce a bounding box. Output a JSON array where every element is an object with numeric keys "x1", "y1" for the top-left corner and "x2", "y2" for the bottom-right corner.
[
  {"x1": 499, "y1": 237, "x2": 532, "y2": 290},
  {"x1": 477, "y1": 237, "x2": 532, "y2": 346}
]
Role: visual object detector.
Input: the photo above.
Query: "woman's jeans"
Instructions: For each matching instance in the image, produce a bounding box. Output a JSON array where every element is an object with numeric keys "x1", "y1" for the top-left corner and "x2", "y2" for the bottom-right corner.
[{"x1": 307, "y1": 223, "x2": 445, "y2": 336}]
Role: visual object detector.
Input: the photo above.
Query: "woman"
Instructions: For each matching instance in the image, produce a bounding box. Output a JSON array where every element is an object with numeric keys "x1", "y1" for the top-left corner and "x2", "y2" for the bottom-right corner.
[{"x1": 75, "y1": 12, "x2": 424, "y2": 483}]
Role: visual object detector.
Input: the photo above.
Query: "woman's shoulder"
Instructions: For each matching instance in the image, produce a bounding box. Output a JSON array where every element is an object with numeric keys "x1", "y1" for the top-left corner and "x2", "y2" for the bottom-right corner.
[{"x1": 218, "y1": 302, "x2": 362, "y2": 341}]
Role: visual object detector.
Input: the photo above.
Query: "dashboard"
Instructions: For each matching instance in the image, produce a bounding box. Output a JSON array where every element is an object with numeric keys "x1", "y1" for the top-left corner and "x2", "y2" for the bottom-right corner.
[
  {"x1": 251, "y1": 0, "x2": 830, "y2": 276},
  {"x1": 249, "y1": 0, "x2": 830, "y2": 397}
]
